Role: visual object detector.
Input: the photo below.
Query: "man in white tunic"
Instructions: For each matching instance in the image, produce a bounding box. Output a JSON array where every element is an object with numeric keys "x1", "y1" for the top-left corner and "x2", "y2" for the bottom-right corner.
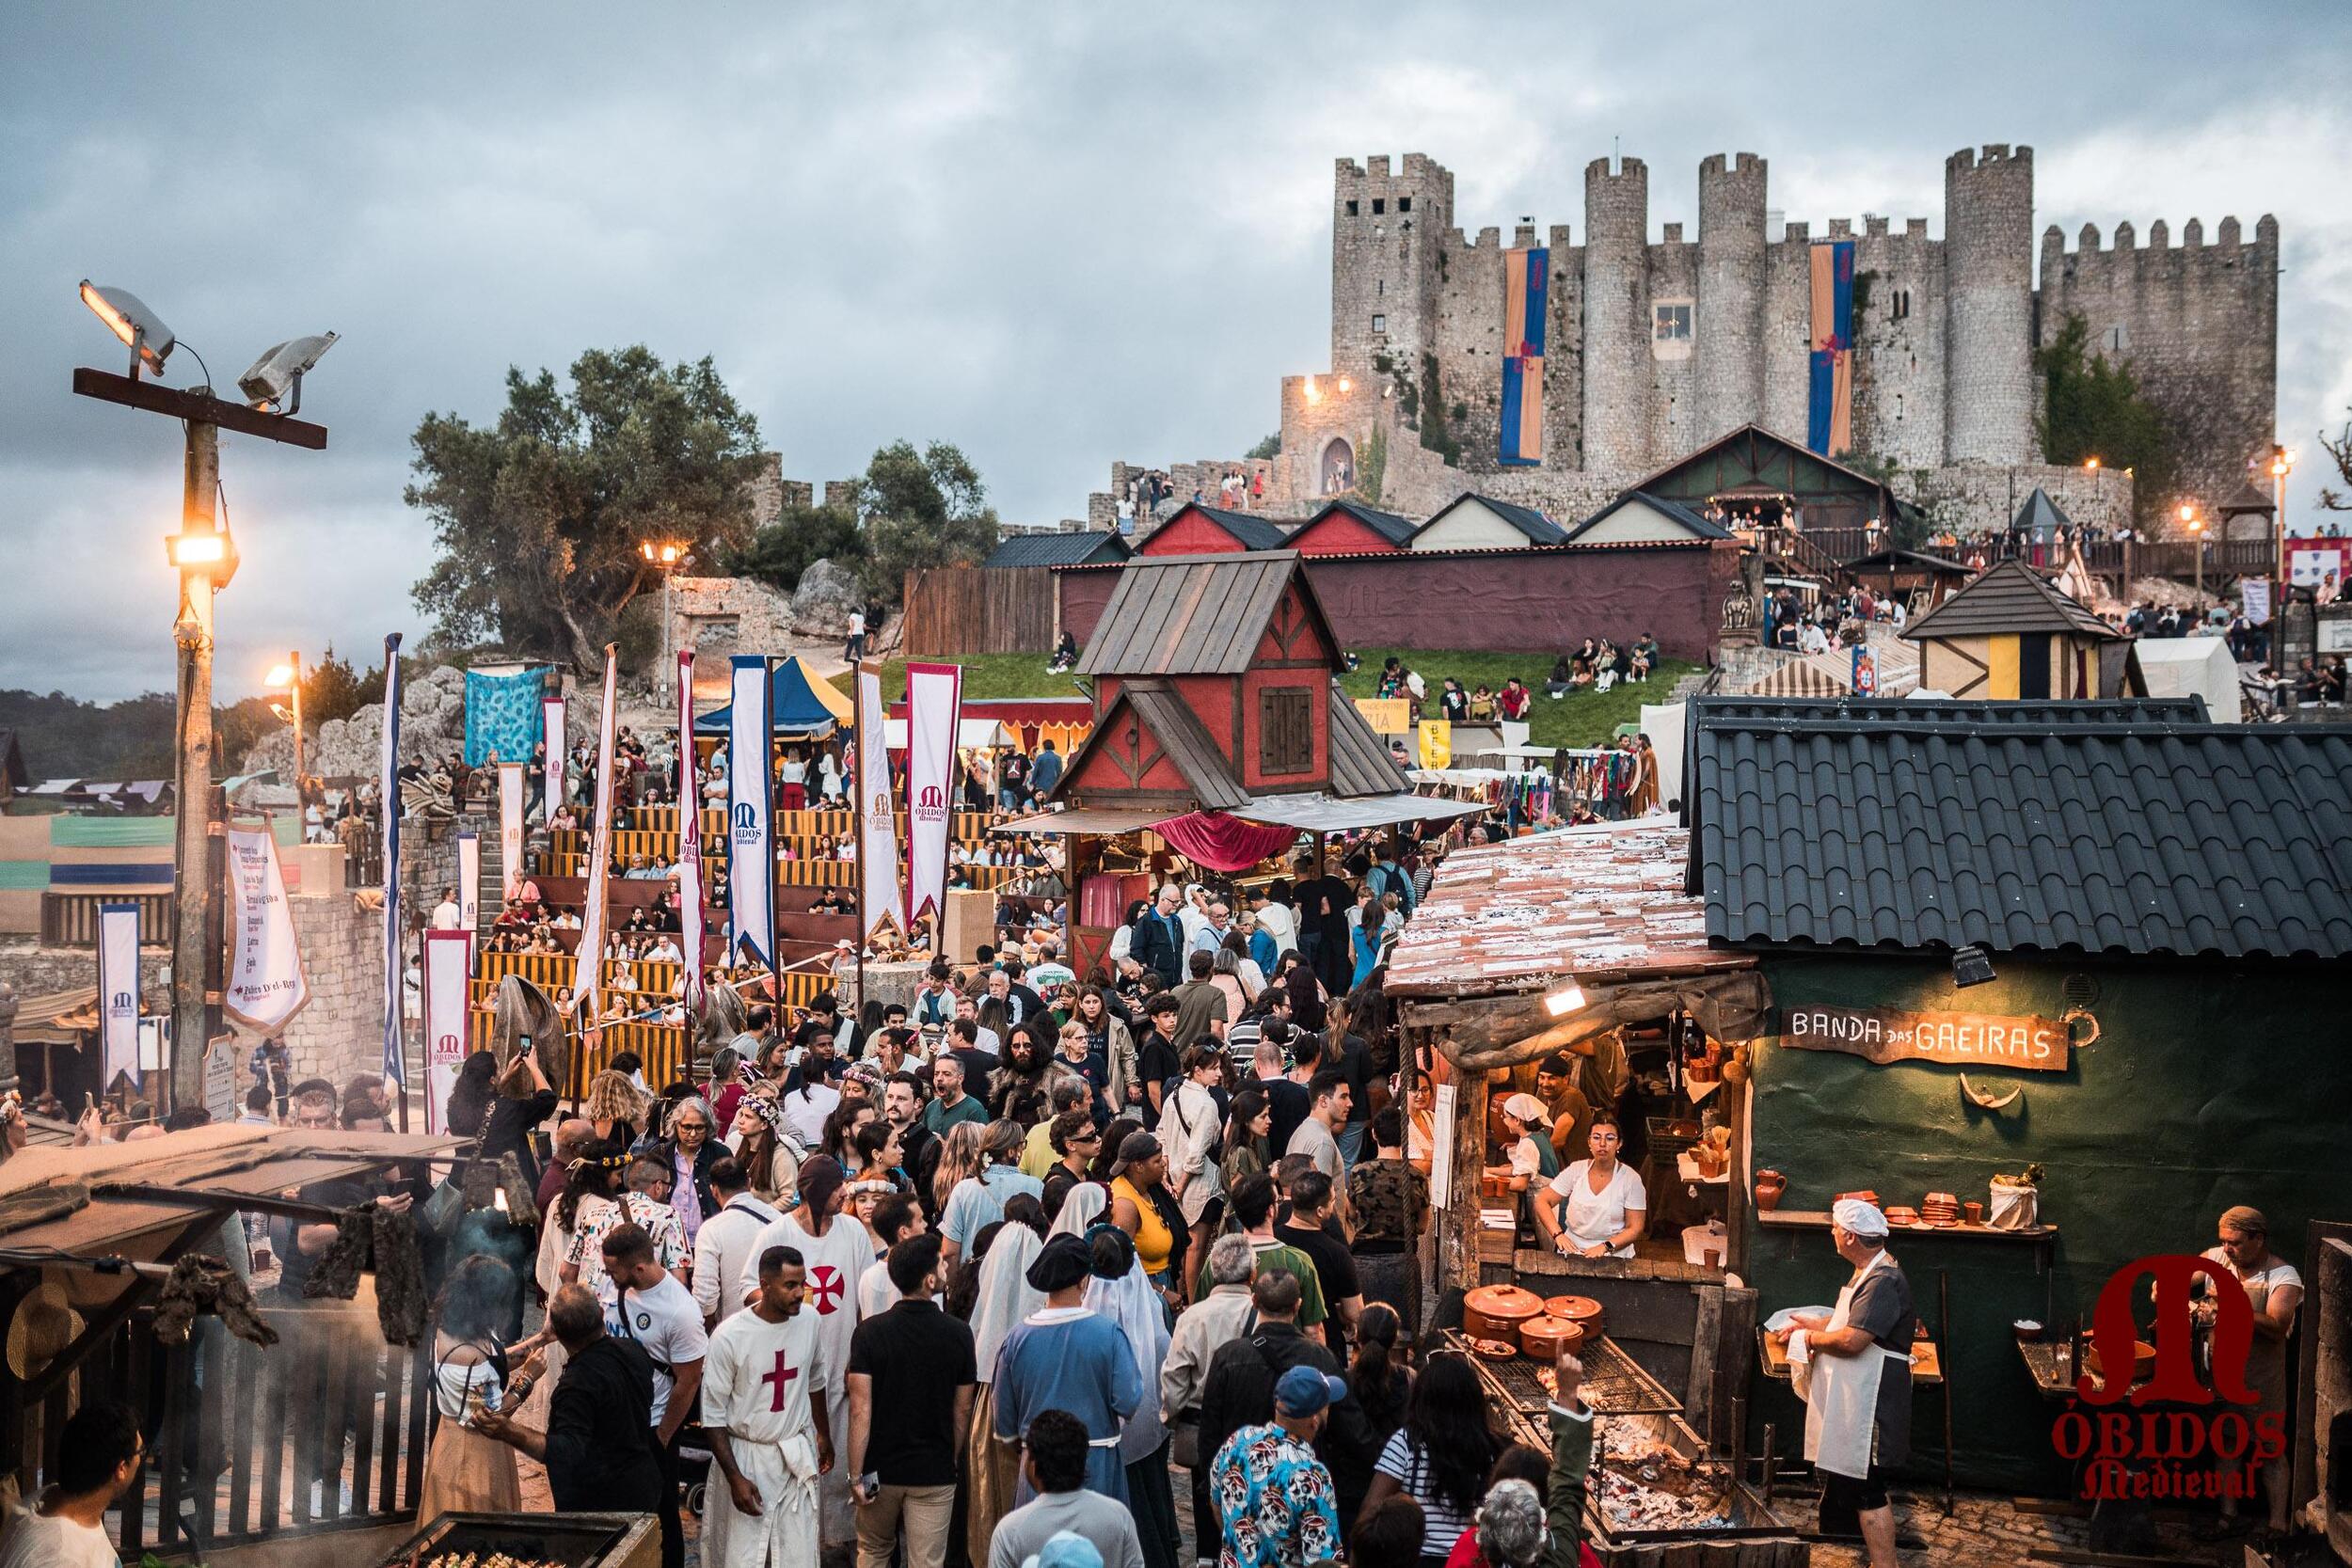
[
  {"x1": 705, "y1": 1243, "x2": 833, "y2": 1568},
  {"x1": 742, "y1": 1155, "x2": 869, "y2": 1547}
]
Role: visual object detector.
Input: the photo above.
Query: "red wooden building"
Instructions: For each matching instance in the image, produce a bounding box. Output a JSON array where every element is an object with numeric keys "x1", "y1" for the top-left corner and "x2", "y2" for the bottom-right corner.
[
  {"x1": 1282, "y1": 499, "x2": 1417, "y2": 556},
  {"x1": 1132, "y1": 503, "x2": 1291, "y2": 557}
]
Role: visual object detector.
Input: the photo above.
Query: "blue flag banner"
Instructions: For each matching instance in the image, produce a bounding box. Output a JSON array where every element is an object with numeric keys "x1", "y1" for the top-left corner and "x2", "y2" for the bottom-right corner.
[
  {"x1": 464, "y1": 666, "x2": 555, "y2": 767},
  {"x1": 380, "y1": 633, "x2": 405, "y2": 1085},
  {"x1": 727, "y1": 656, "x2": 775, "y2": 969}
]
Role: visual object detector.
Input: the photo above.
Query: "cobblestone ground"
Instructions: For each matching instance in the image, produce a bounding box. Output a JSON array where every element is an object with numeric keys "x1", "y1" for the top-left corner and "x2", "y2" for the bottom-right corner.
[{"x1": 1806, "y1": 1484, "x2": 2263, "y2": 1567}]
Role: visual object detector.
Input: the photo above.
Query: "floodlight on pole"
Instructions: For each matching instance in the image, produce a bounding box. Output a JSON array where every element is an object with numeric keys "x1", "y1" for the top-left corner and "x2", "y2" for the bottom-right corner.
[
  {"x1": 1544, "y1": 980, "x2": 1588, "y2": 1018},
  {"x1": 238, "y1": 332, "x2": 338, "y2": 415},
  {"x1": 266, "y1": 651, "x2": 305, "y2": 785},
  {"x1": 79, "y1": 280, "x2": 175, "y2": 380}
]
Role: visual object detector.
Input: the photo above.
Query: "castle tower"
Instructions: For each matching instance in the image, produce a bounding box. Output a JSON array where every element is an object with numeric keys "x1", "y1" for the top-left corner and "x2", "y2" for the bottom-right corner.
[
  {"x1": 1330, "y1": 154, "x2": 1454, "y2": 374},
  {"x1": 1581, "y1": 155, "x2": 1651, "y2": 474},
  {"x1": 1695, "y1": 152, "x2": 1768, "y2": 442},
  {"x1": 1942, "y1": 145, "x2": 2035, "y2": 464}
]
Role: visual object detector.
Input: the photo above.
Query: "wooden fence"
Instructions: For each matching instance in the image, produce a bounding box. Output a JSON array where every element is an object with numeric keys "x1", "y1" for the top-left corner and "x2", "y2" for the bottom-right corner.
[
  {"x1": 902, "y1": 565, "x2": 1057, "y2": 655},
  {"x1": 39, "y1": 890, "x2": 172, "y2": 947}
]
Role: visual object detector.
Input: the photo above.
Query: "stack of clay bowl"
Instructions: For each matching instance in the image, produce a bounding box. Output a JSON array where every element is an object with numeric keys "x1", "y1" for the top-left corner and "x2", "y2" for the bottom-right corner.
[
  {"x1": 1920, "y1": 1193, "x2": 1962, "y2": 1227},
  {"x1": 1463, "y1": 1285, "x2": 1546, "y2": 1356}
]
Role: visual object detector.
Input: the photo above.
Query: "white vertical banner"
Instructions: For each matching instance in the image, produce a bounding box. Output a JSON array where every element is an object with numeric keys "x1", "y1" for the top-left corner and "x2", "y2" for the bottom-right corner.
[
  {"x1": 456, "y1": 832, "x2": 482, "y2": 962},
  {"x1": 855, "y1": 665, "x2": 902, "y2": 940},
  {"x1": 497, "y1": 764, "x2": 526, "y2": 900},
  {"x1": 542, "y1": 695, "x2": 566, "y2": 823},
  {"x1": 379, "y1": 633, "x2": 405, "y2": 1088},
  {"x1": 222, "y1": 826, "x2": 310, "y2": 1033},
  {"x1": 676, "y1": 647, "x2": 705, "y2": 1008},
  {"x1": 570, "y1": 646, "x2": 621, "y2": 1019},
  {"x1": 727, "y1": 656, "x2": 775, "y2": 969},
  {"x1": 421, "y1": 929, "x2": 473, "y2": 1136},
  {"x1": 98, "y1": 902, "x2": 141, "y2": 1093},
  {"x1": 902, "y1": 661, "x2": 962, "y2": 927}
]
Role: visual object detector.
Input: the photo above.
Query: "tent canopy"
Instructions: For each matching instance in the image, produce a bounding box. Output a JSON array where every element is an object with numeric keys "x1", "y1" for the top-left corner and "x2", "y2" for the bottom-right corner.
[{"x1": 694, "y1": 657, "x2": 854, "y2": 736}]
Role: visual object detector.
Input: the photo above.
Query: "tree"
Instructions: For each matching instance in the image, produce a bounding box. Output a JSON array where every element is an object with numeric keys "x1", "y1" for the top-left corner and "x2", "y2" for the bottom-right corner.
[
  {"x1": 406, "y1": 346, "x2": 765, "y2": 671},
  {"x1": 1244, "y1": 432, "x2": 1280, "y2": 461},
  {"x1": 302, "y1": 645, "x2": 378, "y2": 728},
  {"x1": 2318, "y1": 407, "x2": 2352, "y2": 516},
  {"x1": 2035, "y1": 314, "x2": 2176, "y2": 523},
  {"x1": 722, "y1": 501, "x2": 866, "y2": 594},
  {"x1": 855, "y1": 440, "x2": 1000, "y2": 603}
]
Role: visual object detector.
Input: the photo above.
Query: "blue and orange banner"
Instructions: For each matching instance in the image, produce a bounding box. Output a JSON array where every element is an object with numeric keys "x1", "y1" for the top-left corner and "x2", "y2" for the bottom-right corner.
[
  {"x1": 1807, "y1": 240, "x2": 1854, "y2": 457},
  {"x1": 1500, "y1": 245, "x2": 1548, "y2": 466}
]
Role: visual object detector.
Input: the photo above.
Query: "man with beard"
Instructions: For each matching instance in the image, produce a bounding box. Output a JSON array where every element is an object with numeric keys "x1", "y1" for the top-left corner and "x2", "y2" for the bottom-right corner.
[
  {"x1": 988, "y1": 1022, "x2": 1083, "y2": 1129},
  {"x1": 882, "y1": 1071, "x2": 942, "y2": 1212},
  {"x1": 741, "y1": 1157, "x2": 870, "y2": 1551}
]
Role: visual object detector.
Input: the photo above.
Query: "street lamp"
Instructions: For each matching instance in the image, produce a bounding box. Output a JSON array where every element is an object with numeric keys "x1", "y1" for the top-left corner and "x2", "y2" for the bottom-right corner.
[
  {"x1": 2269, "y1": 446, "x2": 2296, "y2": 591},
  {"x1": 265, "y1": 652, "x2": 305, "y2": 788},
  {"x1": 640, "y1": 541, "x2": 692, "y2": 700},
  {"x1": 72, "y1": 280, "x2": 330, "y2": 1114},
  {"x1": 2180, "y1": 503, "x2": 2205, "y2": 605}
]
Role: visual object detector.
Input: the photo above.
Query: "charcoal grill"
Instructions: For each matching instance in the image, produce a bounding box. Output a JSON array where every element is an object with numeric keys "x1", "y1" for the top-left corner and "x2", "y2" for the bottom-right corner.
[
  {"x1": 372, "y1": 1511, "x2": 659, "y2": 1568},
  {"x1": 1446, "y1": 1328, "x2": 1681, "y2": 1416}
]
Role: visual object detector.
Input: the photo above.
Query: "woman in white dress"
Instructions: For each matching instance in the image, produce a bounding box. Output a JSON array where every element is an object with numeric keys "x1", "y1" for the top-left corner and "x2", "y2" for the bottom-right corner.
[{"x1": 1534, "y1": 1114, "x2": 1647, "y2": 1259}]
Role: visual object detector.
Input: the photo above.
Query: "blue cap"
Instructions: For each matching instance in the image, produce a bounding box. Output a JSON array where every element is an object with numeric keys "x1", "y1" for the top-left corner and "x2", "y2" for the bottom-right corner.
[
  {"x1": 1025, "y1": 1531, "x2": 1105, "y2": 1568},
  {"x1": 1274, "y1": 1364, "x2": 1349, "y2": 1417}
]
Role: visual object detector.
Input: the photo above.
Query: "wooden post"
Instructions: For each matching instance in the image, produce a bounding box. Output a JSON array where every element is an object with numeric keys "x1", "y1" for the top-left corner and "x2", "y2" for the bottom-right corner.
[{"x1": 1438, "y1": 1060, "x2": 1489, "y2": 1294}]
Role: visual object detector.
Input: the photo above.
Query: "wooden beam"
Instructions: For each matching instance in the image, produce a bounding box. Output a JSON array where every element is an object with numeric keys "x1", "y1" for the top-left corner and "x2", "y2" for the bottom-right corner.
[{"x1": 71, "y1": 367, "x2": 329, "y2": 449}]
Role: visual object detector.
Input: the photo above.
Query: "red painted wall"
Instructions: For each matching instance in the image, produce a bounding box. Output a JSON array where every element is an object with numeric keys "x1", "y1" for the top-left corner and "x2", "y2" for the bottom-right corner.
[
  {"x1": 1238, "y1": 665, "x2": 1329, "y2": 791},
  {"x1": 1286, "y1": 514, "x2": 1404, "y2": 556},
  {"x1": 1062, "y1": 543, "x2": 1736, "y2": 663},
  {"x1": 1135, "y1": 509, "x2": 1251, "y2": 556}
]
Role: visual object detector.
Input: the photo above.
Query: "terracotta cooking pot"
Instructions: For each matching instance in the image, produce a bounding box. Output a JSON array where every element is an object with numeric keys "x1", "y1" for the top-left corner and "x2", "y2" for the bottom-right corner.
[
  {"x1": 2086, "y1": 1339, "x2": 2159, "y2": 1386},
  {"x1": 1463, "y1": 1285, "x2": 1546, "y2": 1339},
  {"x1": 1542, "y1": 1294, "x2": 1607, "y2": 1340},
  {"x1": 1519, "y1": 1316, "x2": 1587, "y2": 1360}
]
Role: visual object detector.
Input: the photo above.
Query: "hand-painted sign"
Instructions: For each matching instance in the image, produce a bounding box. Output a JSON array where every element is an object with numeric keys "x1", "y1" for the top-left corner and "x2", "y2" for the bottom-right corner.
[{"x1": 1779, "y1": 1004, "x2": 2069, "y2": 1072}]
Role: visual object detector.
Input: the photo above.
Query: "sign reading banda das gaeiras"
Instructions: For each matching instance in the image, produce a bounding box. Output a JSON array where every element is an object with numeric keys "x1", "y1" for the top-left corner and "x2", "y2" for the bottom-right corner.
[{"x1": 1779, "y1": 1004, "x2": 2069, "y2": 1072}]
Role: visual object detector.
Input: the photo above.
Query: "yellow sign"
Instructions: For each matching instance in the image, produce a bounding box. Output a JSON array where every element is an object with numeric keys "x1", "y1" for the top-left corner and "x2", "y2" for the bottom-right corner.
[
  {"x1": 1417, "y1": 720, "x2": 1452, "y2": 769},
  {"x1": 1356, "y1": 697, "x2": 1410, "y2": 735}
]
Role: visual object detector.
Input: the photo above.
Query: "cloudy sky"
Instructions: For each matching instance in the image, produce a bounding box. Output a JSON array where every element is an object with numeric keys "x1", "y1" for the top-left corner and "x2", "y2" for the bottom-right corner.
[{"x1": 5, "y1": 2, "x2": 2346, "y2": 701}]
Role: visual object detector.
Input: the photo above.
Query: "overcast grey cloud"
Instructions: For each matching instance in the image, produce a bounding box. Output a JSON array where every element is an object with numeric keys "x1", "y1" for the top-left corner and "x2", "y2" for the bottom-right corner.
[{"x1": 4, "y1": 2, "x2": 2346, "y2": 700}]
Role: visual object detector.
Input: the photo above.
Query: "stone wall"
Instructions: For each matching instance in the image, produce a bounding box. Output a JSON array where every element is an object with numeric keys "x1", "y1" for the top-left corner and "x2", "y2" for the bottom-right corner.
[
  {"x1": 1913, "y1": 462, "x2": 2135, "y2": 537},
  {"x1": 667, "y1": 575, "x2": 799, "y2": 665}
]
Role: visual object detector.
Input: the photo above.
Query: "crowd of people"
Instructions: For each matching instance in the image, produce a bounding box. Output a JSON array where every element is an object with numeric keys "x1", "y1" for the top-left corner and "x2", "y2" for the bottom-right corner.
[{"x1": 1368, "y1": 641, "x2": 1663, "y2": 726}]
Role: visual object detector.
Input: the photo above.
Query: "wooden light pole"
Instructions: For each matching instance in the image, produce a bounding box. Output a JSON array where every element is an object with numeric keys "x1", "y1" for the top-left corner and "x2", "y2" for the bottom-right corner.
[{"x1": 72, "y1": 368, "x2": 326, "y2": 1110}]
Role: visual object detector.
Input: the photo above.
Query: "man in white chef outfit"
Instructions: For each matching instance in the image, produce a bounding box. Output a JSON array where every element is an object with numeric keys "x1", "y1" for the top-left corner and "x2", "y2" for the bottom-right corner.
[
  {"x1": 704, "y1": 1243, "x2": 834, "y2": 1568},
  {"x1": 1781, "y1": 1198, "x2": 1912, "y2": 1568}
]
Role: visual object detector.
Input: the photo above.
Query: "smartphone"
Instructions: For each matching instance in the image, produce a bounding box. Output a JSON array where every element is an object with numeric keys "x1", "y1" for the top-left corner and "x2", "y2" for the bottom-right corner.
[{"x1": 518, "y1": 1034, "x2": 534, "y2": 1056}]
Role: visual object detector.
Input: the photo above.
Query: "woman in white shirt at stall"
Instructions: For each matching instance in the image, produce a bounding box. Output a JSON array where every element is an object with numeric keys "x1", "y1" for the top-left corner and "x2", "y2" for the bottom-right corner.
[{"x1": 1534, "y1": 1114, "x2": 1647, "y2": 1259}]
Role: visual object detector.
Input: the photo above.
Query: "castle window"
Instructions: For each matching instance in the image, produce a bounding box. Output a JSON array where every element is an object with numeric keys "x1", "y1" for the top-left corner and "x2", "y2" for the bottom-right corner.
[
  {"x1": 1891, "y1": 288, "x2": 1912, "y2": 320},
  {"x1": 1377, "y1": 278, "x2": 1384, "y2": 296},
  {"x1": 1372, "y1": 314, "x2": 1387, "y2": 334},
  {"x1": 1372, "y1": 198, "x2": 1386, "y2": 215},
  {"x1": 1651, "y1": 299, "x2": 1693, "y2": 361},
  {"x1": 1260, "y1": 688, "x2": 1315, "y2": 777},
  {"x1": 1345, "y1": 199, "x2": 1359, "y2": 217},
  {"x1": 1398, "y1": 196, "x2": 1412, "y2": 213},
  {"x1": 2103, "y1": 325, "x2": 2128, "y2": 353}
]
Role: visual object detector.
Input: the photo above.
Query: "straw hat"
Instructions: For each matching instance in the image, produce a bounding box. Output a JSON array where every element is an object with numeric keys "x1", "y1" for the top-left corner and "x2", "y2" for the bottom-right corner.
[{"x1": 7, "y1": 1280, "x2": 84, "y2": 1383}]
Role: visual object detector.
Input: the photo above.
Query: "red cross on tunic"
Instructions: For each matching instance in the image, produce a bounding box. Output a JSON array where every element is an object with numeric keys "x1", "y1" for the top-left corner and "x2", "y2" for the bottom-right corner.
[
  {"x1": 808, "y1": 1264, "x2": 846, "y2": 1315},
  {"x1": 758, "y1": 1350, "x2": 800, "y2": 1412}
]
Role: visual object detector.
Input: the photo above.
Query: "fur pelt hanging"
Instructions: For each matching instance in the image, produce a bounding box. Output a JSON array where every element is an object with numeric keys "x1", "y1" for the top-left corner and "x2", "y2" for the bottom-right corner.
[
  {"x1": 299, "y1": 1200, "x2": 430, "y2": 1346},
  {"x1": 490, "y1": 973, "x2": 570, "y2": 1097},
  {"x1": 152, "y1": 1256, "x2": 278, "y2": 1349}
]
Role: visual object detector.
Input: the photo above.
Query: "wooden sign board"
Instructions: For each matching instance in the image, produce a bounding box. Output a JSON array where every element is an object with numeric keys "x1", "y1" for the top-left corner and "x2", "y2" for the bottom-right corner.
[{"x1": 1778, "y1": 1004, "x2": 2069, "y2": 1072}]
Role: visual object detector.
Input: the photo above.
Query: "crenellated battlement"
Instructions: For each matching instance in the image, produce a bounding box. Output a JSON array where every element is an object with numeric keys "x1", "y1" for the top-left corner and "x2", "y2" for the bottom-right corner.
[{"x1": 2042, "y1": 214, "x2": 2276, "y2": 259}]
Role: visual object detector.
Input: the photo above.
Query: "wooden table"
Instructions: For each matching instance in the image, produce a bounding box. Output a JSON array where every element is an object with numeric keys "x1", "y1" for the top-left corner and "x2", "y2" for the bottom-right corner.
[{"x1": 1757, "y1": 1326, "x2": 1944, "y2": 1385}]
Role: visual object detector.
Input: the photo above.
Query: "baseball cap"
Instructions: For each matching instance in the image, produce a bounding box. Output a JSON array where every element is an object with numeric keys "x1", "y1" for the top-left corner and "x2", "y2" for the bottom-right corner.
[{"x1": 1273, "y1": 1364, "x2": 1348, "y2": 1417}]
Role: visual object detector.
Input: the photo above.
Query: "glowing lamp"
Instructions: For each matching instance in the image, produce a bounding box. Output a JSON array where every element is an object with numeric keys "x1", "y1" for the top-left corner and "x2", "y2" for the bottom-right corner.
[{"x1": 1544, "y1": 981, "x2": 1587, "y2": 1018}]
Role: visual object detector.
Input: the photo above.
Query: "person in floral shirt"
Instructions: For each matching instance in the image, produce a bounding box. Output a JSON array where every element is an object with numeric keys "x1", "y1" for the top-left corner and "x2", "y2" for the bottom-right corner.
[
  {"x1": 565, "y1": 1154, "x2": 689, "y2": 1304},
  {"x1": 1211, "y1": 1365, "x2": 1345, "y2": 1568}
]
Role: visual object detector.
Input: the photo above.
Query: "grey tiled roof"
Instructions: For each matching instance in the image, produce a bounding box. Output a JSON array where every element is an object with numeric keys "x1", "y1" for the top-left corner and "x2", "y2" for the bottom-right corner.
[
  {"x1": 1304, "y1": 499, "x2": 1418, "y2": 546},
  {"x1": 1902, "y1": 559, "x2": 2122, "y2": 641},
  {"x1": 1180, "y1": 505, "x2": 1292, "y2": 551},
  {"x1": 1686, "y1": 702, "x2": 2352, "y2": 960},
  {"x1": 982, "y1": 531, "x2": 1129, "y2": 568},
  {"x1": 1563, "y1": 490, "x2": 1736, "y2": 542},
  {"x1": 1413, "y1": 493, "x2": 1569, "y2": 546}
]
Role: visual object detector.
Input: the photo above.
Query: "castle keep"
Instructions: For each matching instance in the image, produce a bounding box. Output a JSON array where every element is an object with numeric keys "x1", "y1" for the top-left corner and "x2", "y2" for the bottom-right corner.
[{"x1": 1098, "y1": 144, "x2": 2277, "y2": 537}]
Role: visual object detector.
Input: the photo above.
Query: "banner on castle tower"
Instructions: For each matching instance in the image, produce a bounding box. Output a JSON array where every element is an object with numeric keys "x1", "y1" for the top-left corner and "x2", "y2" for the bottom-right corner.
[
  {"x1": 1499, "y1": 245, "x2": 1549, "y2": 467},
  {"x1": 1807, "y1": 240, "x2": 1855, "y2": 457},
  {"x1": 903, "y1": 662, "x2": 962, "y2": 928}
]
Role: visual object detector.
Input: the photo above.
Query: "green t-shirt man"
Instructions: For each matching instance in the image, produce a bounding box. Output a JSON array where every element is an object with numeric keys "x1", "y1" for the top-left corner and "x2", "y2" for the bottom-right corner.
[{"x1": 1194, "y1": 1237, "x2": 1327, "y2": 1330}]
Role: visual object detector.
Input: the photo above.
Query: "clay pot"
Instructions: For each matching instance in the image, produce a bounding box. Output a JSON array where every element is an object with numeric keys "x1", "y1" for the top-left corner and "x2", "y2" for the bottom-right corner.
[
  {"x1": 1463, "y1": 1285, "x2": 1546, "y2": 1340},
  {"x1": 2086, "y1": 1340, "x2": 2158, "y2": 1386},
  {"x1": 1520, "y1": 1316, "x2": 1587, "y2": 1360},
  {"x1": 1753, "y1": 1170, "x2": 1788, "y2": 1212},
  {"x1": 1542, "y1": 1294, "x2": 1607, "y2": 1341}
]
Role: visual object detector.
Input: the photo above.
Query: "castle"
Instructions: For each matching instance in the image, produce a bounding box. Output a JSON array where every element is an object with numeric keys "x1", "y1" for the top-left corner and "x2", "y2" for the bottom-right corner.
[{"x1": 1095, "y1": 144, "x2": 2278, "y2": 537}]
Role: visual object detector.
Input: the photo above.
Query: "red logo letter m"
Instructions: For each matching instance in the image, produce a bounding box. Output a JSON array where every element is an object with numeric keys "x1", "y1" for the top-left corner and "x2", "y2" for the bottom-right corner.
[{"x1": 2075, "y1": 1254, "x2": 2257, "y2": 1407}]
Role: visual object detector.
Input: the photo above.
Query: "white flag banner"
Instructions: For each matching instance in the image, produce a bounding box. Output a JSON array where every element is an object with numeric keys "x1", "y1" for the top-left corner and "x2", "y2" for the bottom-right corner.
[
  {"x1": 855, "y1": 664, "x2": 902, "y2": 940},
  {"x1": 727, "y1": 656, "x2": 775, "y2": 968},
  {"x1": 570, "y1": 646, "x2": 621, "y2": 1019},
  {"x1": 497, "y1": 764, "x2": 526, "y2": 901},
  {"x1": 222, "y1": 825, "x2": 310, "y2": 1034},
  {"x1": 676, "y1": 648, "x2": 705, "y2": 1007},
  {"x1": 2243, "y1": 578, "x2": 2272, "y2": 626},
  {"x1": 421, "y1": 929, "x2": 473, "y2": 1136},
  {"x1": 542, "y1": 696, "x2": 566, "y2": 824},
  {"x1": 456, "y1": 832, "x2": 482, "y2": 964},
  {"x1": 98, "y1": 902, "x2": 141, "y2": 1093},
  {"x1": 380, "y1": 633, "x2": 405, "y2": 1087},
  {"x1": 902, "y1": 661, "x2": 962, "y2": 927}
]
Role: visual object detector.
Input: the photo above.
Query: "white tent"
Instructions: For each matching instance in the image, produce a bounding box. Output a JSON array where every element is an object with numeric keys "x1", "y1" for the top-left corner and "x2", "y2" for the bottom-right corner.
[
  {"x1": 1641, "y1": 702, "x2": 1686, "y2": 808},
  {"x1": 2132, "y1": 635, "x2": 2242, "y2": 721}
]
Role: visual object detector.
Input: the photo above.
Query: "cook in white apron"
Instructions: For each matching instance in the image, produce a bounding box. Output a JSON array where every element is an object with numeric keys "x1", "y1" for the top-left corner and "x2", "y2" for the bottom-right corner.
[
  {"x1": 2201, "y1": 1206, "x2": 2302, "y2": 1528},
  {"x1": 1788, "y1": 1248, "x2": 1910, "y2": 1481}
]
